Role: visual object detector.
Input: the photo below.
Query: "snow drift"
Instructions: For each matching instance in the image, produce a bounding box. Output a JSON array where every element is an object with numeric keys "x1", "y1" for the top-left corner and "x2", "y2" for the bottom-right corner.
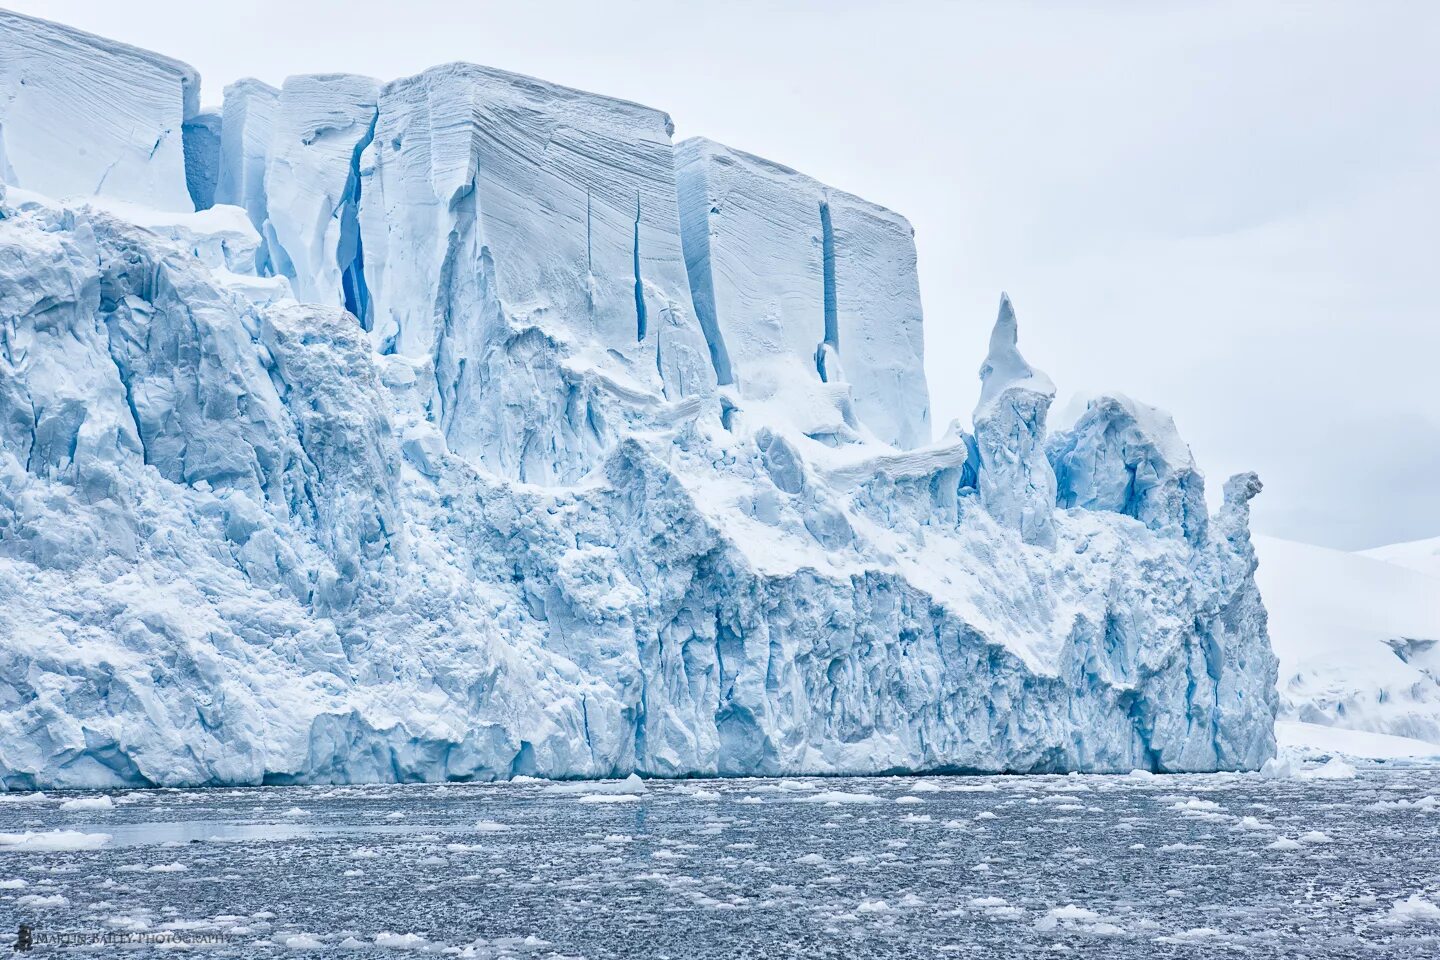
[{"x1": 0, "y1": 9, "x2": 1277, "y2": 787}]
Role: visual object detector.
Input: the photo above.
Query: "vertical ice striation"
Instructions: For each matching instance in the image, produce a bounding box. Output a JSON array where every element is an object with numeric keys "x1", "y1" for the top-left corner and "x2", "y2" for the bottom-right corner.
[
  {"x1": 973, "y1": 293, "x2": 1057, "y2": 547},
  {"x1": 358, "y1": 63, "x2": 715, "y2": 483},
  {"x1": 263, "y1": 74, "x2": 380, "y2": 317},
  {"x1": 214, "y1": 78, "x2": 280, "y2": 250},
  {"x1": 675, "y1": 138, "x2": 929, "y2": 449},
  {"x1": 0, "y1": 9, "x2": 197, "y2": 211},
  {"x1": 1048, "y1": 394, "x2": 1208, "y2": 542}
]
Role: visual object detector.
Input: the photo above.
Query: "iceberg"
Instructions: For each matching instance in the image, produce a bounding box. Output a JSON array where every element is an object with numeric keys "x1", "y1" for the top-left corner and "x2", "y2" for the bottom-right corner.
[{"x1": 0, "y1": 10, "x2": 1278, "y2": 787}]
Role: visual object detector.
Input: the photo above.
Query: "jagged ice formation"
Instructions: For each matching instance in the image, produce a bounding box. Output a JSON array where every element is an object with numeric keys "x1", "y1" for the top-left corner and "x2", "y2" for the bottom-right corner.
[{"x1": 0, "y1": 9, "x2": 1277, "y2": 787}]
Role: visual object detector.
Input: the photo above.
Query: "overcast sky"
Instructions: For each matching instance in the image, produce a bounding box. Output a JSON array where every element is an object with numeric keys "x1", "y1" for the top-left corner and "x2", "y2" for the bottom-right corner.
[{"x1": 12, "y1": 0, "x2": 1438, "y2": 549}]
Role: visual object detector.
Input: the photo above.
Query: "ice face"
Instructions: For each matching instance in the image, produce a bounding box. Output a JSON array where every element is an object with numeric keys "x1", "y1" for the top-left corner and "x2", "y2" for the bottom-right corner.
[
  {"x1": 0, "y1": 9, "x2": 198, "y2": 212},
  {"x1": 214, "y1": 78, "x2": 280, "y2": 248},
  {"x1": 1048, "y1": 393, "x2": 1208, "y2": 543},
  {"x1": 0, "y1": 20, "x2": 1278, "y2": 787},
  {"x1": 675, "y1": 138, "x2": 929, "y2": 450},
  {"x1": 356, "y1": 63, "x2": 717, "y2": 485},
  {"x1": 263, "y1": 74, "x2": 379, "y2": 317}
]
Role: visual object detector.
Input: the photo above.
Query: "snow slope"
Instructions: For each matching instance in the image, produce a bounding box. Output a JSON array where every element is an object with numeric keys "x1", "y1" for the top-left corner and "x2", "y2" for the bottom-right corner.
[
  {"x1": 1360, "y1": 536, "x2": 1440, "y2": 579},
  {"x1": 1257, "y1": 535, "x2": 1440, "y2": 746},
  {"x1": 0, "y1": 10, "x2": 1277, "y2": 787}
]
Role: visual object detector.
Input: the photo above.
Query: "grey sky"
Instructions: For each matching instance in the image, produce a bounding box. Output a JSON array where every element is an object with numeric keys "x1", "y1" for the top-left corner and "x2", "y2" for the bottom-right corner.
[{"x1": 11, "y1": 0, "x2": 1438, "y2": 549}]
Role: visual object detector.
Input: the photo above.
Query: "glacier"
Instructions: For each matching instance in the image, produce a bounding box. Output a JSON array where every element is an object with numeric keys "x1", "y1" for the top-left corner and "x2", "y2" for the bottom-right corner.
[{"x1": 0, "y1": 9, "x2": 1277, "y2": 788}]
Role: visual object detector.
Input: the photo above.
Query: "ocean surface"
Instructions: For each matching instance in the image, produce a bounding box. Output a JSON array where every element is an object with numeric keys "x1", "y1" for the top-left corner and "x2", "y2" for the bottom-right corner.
[{"x1": 3, "y1": 768, "x2": 1439, "y2": 957}]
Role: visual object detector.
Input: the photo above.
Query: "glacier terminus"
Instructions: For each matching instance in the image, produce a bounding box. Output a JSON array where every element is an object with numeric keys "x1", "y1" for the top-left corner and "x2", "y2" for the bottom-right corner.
[{"x1": 0, "y1": 8, "x2": 1277, "y2": 789}]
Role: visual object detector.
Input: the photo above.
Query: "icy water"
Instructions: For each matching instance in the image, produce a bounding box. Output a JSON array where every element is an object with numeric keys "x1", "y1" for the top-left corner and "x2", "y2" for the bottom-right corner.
[{"x1": 4, "y1": 770, "x2": 1440, "y2": 957}]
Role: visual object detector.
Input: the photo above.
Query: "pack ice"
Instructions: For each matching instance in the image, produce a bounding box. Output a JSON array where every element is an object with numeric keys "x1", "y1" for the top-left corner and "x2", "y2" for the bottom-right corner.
[{"x1": 0, "y1": 10, "x2": 1277, "y2": 787}]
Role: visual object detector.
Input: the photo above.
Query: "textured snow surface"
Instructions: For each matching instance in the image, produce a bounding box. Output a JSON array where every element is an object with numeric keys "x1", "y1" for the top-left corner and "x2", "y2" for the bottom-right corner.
[{"x1": 0, "y1": 13, "x2": 1277, "y2": 787}]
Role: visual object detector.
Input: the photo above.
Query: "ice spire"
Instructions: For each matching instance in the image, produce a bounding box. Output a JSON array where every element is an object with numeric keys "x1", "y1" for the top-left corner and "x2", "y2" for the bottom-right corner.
[
  {"x1": 976, "y1": 292, "x2": 1054, "y2": 416},
  {"x1": 972, "y1": 293, "x2": 1058, "y2": 547}
]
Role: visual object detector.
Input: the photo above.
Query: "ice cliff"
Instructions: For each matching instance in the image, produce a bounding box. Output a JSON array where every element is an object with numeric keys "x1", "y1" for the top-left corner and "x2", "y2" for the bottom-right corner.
[{"x1": 0, "y1": 9, "x2": 1277, "y2": 787}]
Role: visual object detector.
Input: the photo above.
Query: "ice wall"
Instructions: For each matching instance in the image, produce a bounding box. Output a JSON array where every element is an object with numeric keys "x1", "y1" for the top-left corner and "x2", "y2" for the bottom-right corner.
[
  {"x1": 0, "y1": 16, "x2": 1279, "y2": 787},
  {"x1": 358, "y1": 63, "x2": 716, "y2": 483},
  {"x1": 675, "y1": 138, "x2": 930, "y2": 450},
  {"x1": 0, "y1": 9, "x2": 197, "y2": 211}
]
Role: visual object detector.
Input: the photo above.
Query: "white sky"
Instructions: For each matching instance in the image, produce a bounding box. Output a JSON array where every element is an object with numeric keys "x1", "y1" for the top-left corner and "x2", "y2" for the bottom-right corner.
[{"x1": 11, "y1": 0, "x2": 1438, "y2": 549}]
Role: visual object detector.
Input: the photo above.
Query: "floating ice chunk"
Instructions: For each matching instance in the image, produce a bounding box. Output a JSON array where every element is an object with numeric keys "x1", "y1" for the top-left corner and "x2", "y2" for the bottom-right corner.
[
  {"x1": 17, "y1": 894, "x2": 69, "y2": 908},
  {"x1": 58, "y1": 795, "x2": 114, "y2": 811},
  {"x1": 374, "y1": 932, "x2": 431, "y2": 949},
  {"x1": 799, "y1": 791, "x2": 881, "y2": 805},
  {"x1": 546, "y1": 773, "x2": 647, "y2": 796},
  {"x1": 1257, "y1": 757, "x2": 1296, "y2": 779},
  {"x1": 1299, "y1": 830, "x2": 1333, "y2": 844},
  {"x1": 473, "y1": 821, "x2": 510, "y2": 832},
  {"x1": 148, "y1": 862, "x2": 188, "y2": 872},
  {"x1": 1302, "y1": 758, "x2": 1358, "y2": 780},
  {"x1": 576, "y1": 794, "x2": 641, "y2": 804},
  {"x1": 0, "y1": 879, "x2": 27, "y2": 888},
  {"x1": 1378, "y1": 895, "x2": 1440, "y2": 925},
  {"x1": 280, "y1": 933, "x2": 324, "y2": 950},
  {"x1": 0, "y1": 830, "x2": 110, "y2": 851},
  {"x1": 1170, "y1": 797, "x2": 1222, "y2": 813},
  {"x1": 1033, "y1": 904, "x2": 1124, "y2": 935},
  {"x1": 1266, "y1": 837, "x2": 1302, "y2": 851},
  {"x1": 0, "y1": 9, "x2": 197, "y2": 211}
]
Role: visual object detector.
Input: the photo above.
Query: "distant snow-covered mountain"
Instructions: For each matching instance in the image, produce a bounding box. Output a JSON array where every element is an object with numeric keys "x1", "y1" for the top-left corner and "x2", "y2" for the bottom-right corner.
[{"x1": 1257, "y1": 535, "x2": 1440, "y2": 754}]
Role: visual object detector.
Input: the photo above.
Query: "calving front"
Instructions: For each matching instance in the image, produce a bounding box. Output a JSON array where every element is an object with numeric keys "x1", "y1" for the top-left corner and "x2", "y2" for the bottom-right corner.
[{"x1": 0, "y1": 8, "x2": 1275, "y2": 787}]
